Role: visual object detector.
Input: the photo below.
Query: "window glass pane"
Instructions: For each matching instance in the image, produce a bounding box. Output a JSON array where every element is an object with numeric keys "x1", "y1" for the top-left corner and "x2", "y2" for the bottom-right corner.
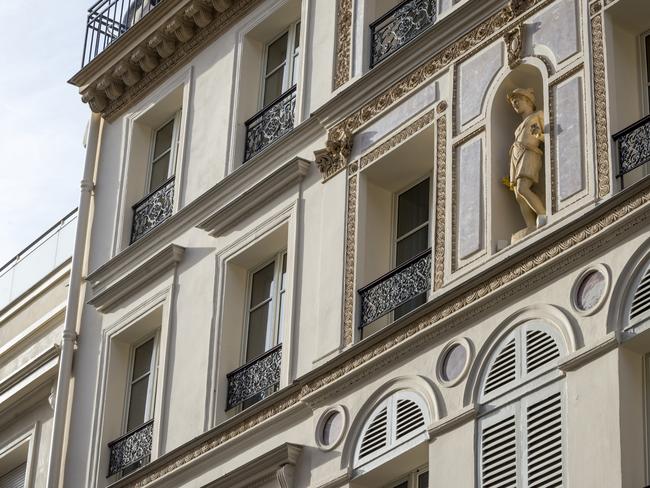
[
  {"x1": 418, "y1": 472, "x2": 429, "y2": 488},
  {"x1": 127, "y1": 376, "x2": 149, "y2": 431},
  {"x1": 149, "y1": 154, "x2": 170, "y2": 191},
  {"x1": 280, "y1": 253, "x2": 287, "y2": 290},
  {"x1": 250, "y1": 262, "x2": 275, "y2": 308},
  {"x1": 266, "y1": 33, "x2": 288, "y2": 74},
  {"x1": 397, "y1": 179, "x2": 430, "y2": 238},
  {"x1": 264, "y1": 70, "x2": 284, "y2": 106},
  {"x1": 132, "y1": 339, "x2": 154, "y2": 379},
  {"x1": 396, "y1": 226, "x2": 428, "y2": 265},
  {"x1": 247, "y1": 302, "x2": 272, "y2": 361},
  {"x1": 153, "y1": 120, "x2": 174, "y2": 160},
  {"x1": 294, "y1": 22, "x2": 301, "y2": 49}
]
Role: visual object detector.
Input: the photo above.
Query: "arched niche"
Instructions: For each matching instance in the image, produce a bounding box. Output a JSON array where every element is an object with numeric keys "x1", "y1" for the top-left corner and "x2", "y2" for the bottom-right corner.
[{"x1": 487, "y1": 62, "x2": 549, "y2": 250}]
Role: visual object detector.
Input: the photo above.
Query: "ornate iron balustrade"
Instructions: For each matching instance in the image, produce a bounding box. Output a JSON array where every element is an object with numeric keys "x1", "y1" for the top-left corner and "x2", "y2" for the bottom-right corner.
[
  {"x1": 82, "y1": 0, "x2": 162, "y2": 67},
  {"x1": 370, "y1": 0, "x2": 436, "y2": 68},
  {"x1": 131, "y1": 176, "x2": 175, "y2": 243},
  {"x1": 358, "y1": 249, "x2": 431, "y2": 328},
  {"x1": 107, "y1": 420, "x2": 153, "y2": 477},
  {"x1": 226, "y1": 344, "x2": 282, "y2": 410},
  {"x1": 244, "y1": 87, "x2": 297, "y2": 162},
  {"x1": 614, "y1": 115, "x2": 650, "y2": 189}
]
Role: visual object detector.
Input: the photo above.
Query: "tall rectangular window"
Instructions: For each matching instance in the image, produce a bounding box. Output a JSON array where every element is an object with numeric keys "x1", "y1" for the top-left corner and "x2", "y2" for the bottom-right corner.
[
  {"x1": 262, "y1": 22, "x2": 300, "y2": 108},
  {"x1": 245, "y1": 252, "x2": 287, "y2": 362},
  {"x1": 0, "y1": 463, "x2": 26, "y2": 488},
  {"x1": 148, "y1": 115, "x2": 179, "y2": 193},
  {"x1": 394, "y1": 178, "x2": 430, "y2": 318},
  {"x1": 126, "y1": 337, "x2": 157, "y2": 432}
]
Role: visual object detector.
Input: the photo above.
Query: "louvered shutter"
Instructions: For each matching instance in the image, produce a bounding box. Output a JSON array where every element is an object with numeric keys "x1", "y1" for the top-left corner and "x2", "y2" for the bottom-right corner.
[
  {"x1": 484, "y1": 336, "x2": 518, "y2": 395},
  {"x1": 0, "y1": 463, "x2": 26, "y2": 488},
  {"x1": 358, "y1": 405, "x2": 389, "y2": 460},
  {"x1": 630, "y1": 266, "x2": 650, "y2": 322},
  {"x1": 525, "y1": 391, "x2": 563, "y2": 488},
  {"x1": 355, "y1": 391, "x2": 429, "y2": 469},
  {"x1": 479, "y1": 412, "x2": 518, "y2": 487},
  {"x1": 525, "y1": 329, "x2": 560, "y2": 373}
]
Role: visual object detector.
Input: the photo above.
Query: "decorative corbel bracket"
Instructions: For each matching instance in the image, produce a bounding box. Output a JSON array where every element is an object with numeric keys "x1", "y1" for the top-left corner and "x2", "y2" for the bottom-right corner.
[
  {"x1": 96, "y1": 75, "x2": 124, "y2": 101},
  {"x1": 130, "y1": 46, "x2": 160, "y2": 73},
  {"x1": 81, "y1": 87, "x2": 107, "y2": 113},
  {"x1": 212, "y1": 0, "x2": 233, "y2": 12},
  {"x1": 314, "y1": 130, "x2": 353, "y2": 181},
  {"x1": 148, "y1": 32, "x2": 176, "y2": 58},
  {"x1": 185, "y1": 1, "x2": 213, "y2": 28},
  {"x1": 113, "y1": 60, "x2": 142, "y2": 87},
  {"x1": 166, "y1": 17, "x2": 195, "y2": 43}
]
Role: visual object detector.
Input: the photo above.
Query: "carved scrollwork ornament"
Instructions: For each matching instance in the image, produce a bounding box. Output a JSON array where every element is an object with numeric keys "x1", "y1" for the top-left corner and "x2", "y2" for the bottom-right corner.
[
  {"x1": 148, "y1": 32, "x2": 177, "y2": 58},
  {"x1": 113, "y1": 61, "x2": 142, "y2": 87},
  {"x1": 166, "y1": 17, "x2": 195, "y2": 43},
  {"x1": 315, "y1": 130, "x2": 353, "y2": 180},
  {"x1": 212, "y1": 0, "x2": 233, "y2": 12},
  {"x1": 185, "y1": 1, "x2": 213, "y2": 28},
  {"x1": 81, "y1": 87, "x2": 107, "y2": 113},
  {"x1": 96, "y1": 75, "x2": 124, "y2": 101},
  {"x1": 505, "y1": 25, "x2": 524, "y2": 69},
  {"x1": 131, "y1": 47, "x2": 160, "y2": 73}
]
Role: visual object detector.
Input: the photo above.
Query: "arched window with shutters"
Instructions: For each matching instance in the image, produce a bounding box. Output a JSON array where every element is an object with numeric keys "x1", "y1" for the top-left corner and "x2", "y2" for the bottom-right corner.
[
  {"x1": 353, "y1": 390, "x2": 430, "y2": 473},
  {"x1": 626, "y1": 258, "x2": 650, "y2": 329},
  {"x1": 477, "y1": 320, "x2": 566, "y2": 488}
]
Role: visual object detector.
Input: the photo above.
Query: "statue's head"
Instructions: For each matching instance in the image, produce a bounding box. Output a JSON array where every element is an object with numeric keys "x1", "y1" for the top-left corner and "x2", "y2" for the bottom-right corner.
[{"x1": 507, "y1": 88, "x2": 536, "y2": 114}]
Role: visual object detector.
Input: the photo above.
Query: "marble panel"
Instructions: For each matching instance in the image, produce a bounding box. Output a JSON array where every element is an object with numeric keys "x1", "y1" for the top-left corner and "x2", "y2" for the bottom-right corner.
[
  {"x1": 352, "y1": 81, "x2": 438, "y2": 159},
  {"x1": 457, "y1": 136, "x2": 483, "y2": 259},
  {"x1": 458, "y1": 42, "x2": 503, "y2": 127},
  {"x1": 554, "y1": 75, "x2": 585, "y2": 201},
  {"x1": 525, "y1": 0, "x2": 580, "y2": 68}
]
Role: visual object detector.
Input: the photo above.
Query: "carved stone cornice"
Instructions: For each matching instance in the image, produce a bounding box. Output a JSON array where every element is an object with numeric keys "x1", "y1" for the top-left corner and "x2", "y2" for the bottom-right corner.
[
  {"x1": 197, "y1": 158, "x2": 310, "y2": 237},
  {"x1": 70, "y1": 0, "x2": 257, "y2": 120},
  {"x1": 87, "y1": 244, "x2": 185, "y2": 313}
]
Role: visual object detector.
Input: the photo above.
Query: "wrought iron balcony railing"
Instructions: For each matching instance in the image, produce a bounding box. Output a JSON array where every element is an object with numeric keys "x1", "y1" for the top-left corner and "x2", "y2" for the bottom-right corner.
[
  {"x1": 358, "y1": 248, "x2": 431, "y2": 328},
  {"x1": 82, "y1": 0, "x2": 162, "y2": 67},
  {"x1": 613, "y1": 115, "x2": 650, "y2": 189},
  {"x1": 226, "y1": 344, "x2": 282, "y2": 410},
  {"x1": 107, "y1": 420, "x2": 153, "y2": 477},
  {"x1": 131, "y1": 176, "x2": 175, "y2": 243},
  {"x1": 244, "y1": 86, "x2": 297, "y2": 162},
  {"x1": 370, "y1": 0, "x2": 436, "y2": 68}
]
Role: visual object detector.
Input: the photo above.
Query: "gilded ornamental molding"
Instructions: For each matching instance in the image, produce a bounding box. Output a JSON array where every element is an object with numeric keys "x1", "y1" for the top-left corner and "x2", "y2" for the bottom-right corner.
[
  {"x1": 334, "y1": 0, "x2": 353, "y2": 89},
  {"x1": 434, "y1": 112, "x2": 447, "y2": 290},
  {"x1": 71, "y1": 0, "x2": 263, "y2": 120}
]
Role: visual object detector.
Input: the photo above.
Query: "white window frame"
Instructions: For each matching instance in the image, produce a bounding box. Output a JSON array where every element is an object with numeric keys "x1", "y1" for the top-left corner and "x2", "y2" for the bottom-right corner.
[
  {"x1": 382, "y1": 464, "x2": 429, "y2": 488},
  {"x1": 260, "y1": 20, "x2": 301, "y2": 109},
  {"x1": 146, "y1": 112, "x2": 181, "y2": 194},
  {"x1": 241, "y1": 251, "x2": 287, "y2": 364},
  {"x1": 641, "y1": 30, "x2": 650, "y2": 115},
  {"x1": 392, "y1": 176, "x2": 432, "y2": 268},
  {"x1": 122, "y1": 332, "x2": 160, "y2": 435}
]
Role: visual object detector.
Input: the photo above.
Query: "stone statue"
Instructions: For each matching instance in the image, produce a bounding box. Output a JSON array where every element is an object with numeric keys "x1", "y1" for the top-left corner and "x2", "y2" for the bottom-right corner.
[{"x1": 502, "y1": 88, "x2": 546, "y2": 243}]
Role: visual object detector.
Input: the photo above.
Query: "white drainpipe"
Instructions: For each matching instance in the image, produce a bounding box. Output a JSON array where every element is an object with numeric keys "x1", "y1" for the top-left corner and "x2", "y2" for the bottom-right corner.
[{"x1": 46, "y1": 111, "x2": 102, "y2": 488}]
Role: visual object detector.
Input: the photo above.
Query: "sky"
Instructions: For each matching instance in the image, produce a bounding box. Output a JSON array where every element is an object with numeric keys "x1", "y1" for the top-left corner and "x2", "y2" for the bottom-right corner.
[{"x1": 0, "y1": 1, "x2": 91, "y2": 265}]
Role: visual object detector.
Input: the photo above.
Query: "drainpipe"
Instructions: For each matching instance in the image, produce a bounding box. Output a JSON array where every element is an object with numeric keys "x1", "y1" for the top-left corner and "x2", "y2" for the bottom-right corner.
[{"x1": 47, "y1": 111, "x2": 102, "y2": 488}]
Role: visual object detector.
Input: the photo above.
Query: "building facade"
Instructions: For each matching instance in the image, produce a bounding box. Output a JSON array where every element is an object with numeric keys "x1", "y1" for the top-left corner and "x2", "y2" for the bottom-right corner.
[
  {"x1": 0, "y1": 211, "x2": 77, "y2": 487},
  {"x1": 57, "y1": 0, "x2": 650, "y2": 486}
]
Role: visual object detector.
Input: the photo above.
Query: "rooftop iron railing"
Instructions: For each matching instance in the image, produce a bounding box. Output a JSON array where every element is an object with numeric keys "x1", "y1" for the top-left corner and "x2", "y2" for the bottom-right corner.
[
  {"x1": 358, "y1": 248, "x2": 431, "y2": 329},
  {"x1": 226, "y1": 344, "x2": 282, "y2": 410},
  {"x1": 243, "y1": 87, "x2": 297, "y2": 162},
  {"x1": 369, "y1": 0, "x2": 436, "y2": 68},
  {"x1": 82, "y1": 0, "x2": 162, "y2": 67},
  {"x1": 0, "y1": 210, "x2": 77, "y2": 312},
  {"x1": 613, "y1": 115, "x2": 650, "y2": 189}
]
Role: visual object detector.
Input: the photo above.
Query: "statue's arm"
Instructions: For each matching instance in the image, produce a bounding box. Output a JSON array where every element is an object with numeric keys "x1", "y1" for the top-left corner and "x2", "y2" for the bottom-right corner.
[{"x1": 531, "y1": 111, "x2": 545, "y2": 142}]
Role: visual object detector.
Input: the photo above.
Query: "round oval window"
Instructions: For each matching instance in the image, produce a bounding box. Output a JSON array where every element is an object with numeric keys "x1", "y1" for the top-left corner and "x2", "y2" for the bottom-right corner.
[
  {"x1": 575, "y1": 270, "x2": 606, "y2": 312},
  {"x1": 441, "y1": 343, "x2": 467, "y2": 383},
  {"x1": 321, "y1": 410, "x2": 343, "y2": 447}
]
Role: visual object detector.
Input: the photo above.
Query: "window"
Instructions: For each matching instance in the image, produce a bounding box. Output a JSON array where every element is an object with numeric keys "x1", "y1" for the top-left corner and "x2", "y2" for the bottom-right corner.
[
  {"x1": 125, "y1": 337, "x2": 158, "y2": 433},
  {"x1": 641, "y1": 32, "x2": 650, "y2": 114},
  {"x1": 0, "y1": 463, "x2": 26, "y2": 488},
  {"x1": 384, "y1": 468, "x2": 428, "y2": 488},
  {"x1": 477, "y1": 321, "x2": 565, "y2": 487},
  {"x1": 147, "y1": 115, "x2": 180, "y2": 193},
  {"x1": 262, "y1": 22, "x2": 300, "y2": 108},
  {"x1": 394, "y1": 178, "x2": 430, "y2": 318}
]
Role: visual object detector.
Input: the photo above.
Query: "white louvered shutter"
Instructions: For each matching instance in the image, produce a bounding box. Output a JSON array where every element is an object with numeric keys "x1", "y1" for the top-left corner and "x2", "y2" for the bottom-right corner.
[
  {"x1": 525, "y1": 390, "x2": 563, "y2": 488},
  {"x1": 0, "y1": 463, "x2": 26, "y2": 488},
  {"x1": 479, "y1": 409, "x2": 518, "y2": 488},
  {"x1": 484, "y1": 336, "x2": 518, "y2": 395},
  {"x1": 630, "y1": 265, "x2": 650, "y2": 322},
  {"x1": 355, "y1": 391, "x2": 429, "y2": 469},
  {"x1": 525, "y1": 328, "x2": 560, "y2": 374}
]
